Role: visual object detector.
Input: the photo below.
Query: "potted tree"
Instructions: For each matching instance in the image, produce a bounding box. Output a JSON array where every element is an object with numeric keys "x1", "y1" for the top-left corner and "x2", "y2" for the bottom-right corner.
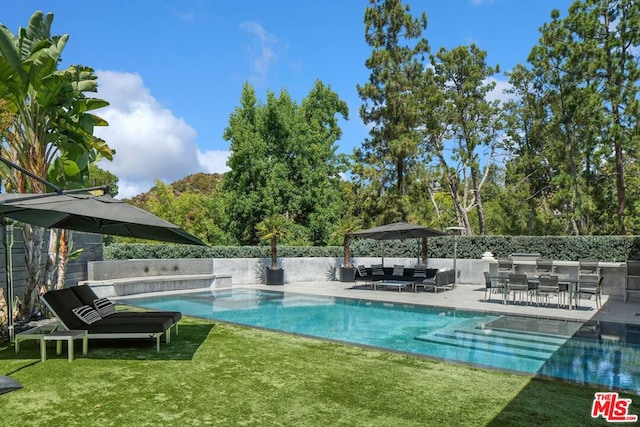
[
  {"x1": 256, "y1": 214, "x2": 288, "y2": 285},
  {"x1": 331, "y1": 216, "x2": 361, "y2": 282}
]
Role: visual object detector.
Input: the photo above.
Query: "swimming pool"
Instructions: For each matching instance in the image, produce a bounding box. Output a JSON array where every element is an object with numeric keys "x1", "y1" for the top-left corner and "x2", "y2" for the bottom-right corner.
[{"x1": 120, "y1": 288, "x2": 640, "y2": 393}]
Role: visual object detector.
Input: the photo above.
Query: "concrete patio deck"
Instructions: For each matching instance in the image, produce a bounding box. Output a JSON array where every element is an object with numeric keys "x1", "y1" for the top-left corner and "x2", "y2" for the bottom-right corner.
[{"x1": 244, "y1": 280, "x2": 640, "y2": 325}]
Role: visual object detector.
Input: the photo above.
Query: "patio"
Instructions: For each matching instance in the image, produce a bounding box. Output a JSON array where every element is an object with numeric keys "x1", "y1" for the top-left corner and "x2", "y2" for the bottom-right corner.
[{"x1": 242, "y1": 280, "x2": 640, "y2": 326}]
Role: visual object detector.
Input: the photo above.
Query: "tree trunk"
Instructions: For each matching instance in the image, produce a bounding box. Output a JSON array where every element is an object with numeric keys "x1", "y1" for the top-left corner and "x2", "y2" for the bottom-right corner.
[
  {"x1": 44, "y1": 228, "x2": 58, "y2": 292},
  {"x1": 343, "y1": 236, "x2": 352, "y2": 268},
  {"x1": 20, "y1": 224, "x2": 44, "y2": 320},
  {"x1": 614, "y1": 140, "x2": 626, "y2": 235},
  {"x1": 0, "y1": 288, "x2": 7, "y2": 339},
  {"x1": 421, "y1": 237, "x2": 429, "y2": 265},
  {"x1": 55, "y1": 229, "x2": 71, "y2": 290},
  {"x1": 270, "y1": 236, "x2": 277, "y2": 270},
  {"x1": 470, "y1": 167, "x2": 486, "y2": 235}
]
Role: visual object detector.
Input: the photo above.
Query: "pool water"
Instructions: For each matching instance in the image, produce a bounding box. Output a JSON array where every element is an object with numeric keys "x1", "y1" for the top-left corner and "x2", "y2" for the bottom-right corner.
[{"x1": 120, "y1": 288, "x2": 640, "y2": 393}]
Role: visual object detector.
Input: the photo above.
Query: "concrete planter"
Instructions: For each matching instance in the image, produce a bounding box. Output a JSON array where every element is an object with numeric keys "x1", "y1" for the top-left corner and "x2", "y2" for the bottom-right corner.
[
  {"x1": 265, "y1": 268, "x2": 284, "y2": 285},
  {"x1": 339, "y1": 267, "x2": 356, "y2": 282}
]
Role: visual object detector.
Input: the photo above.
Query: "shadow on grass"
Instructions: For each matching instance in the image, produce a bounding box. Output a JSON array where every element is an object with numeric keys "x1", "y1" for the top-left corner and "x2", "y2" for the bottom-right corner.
[
  {"x1": 0, "y1": 321, "x2": 215, "y2": 363},
  {"x1": 487, "y1": 376, "x2": 640, "y2": 426}
]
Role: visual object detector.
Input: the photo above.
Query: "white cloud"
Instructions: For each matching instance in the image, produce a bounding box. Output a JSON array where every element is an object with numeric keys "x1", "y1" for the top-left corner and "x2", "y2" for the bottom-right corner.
[
  {"x1": 94, "y1": 70, "x2": 229, "y2": 198},
  {"x1": 240, "y1": 21, "x2": 279, "y2": 84},
  {"x1": 197, "y1": 150, "x2": 230, "y2": 174},
  {"x1": 486, "y1": 76, "x2": 514, "y2": 105}
]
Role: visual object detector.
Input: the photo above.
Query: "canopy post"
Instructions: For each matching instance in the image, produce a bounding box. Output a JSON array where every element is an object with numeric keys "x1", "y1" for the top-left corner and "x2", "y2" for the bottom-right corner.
[
  {"x1": 3, "y1": 219, "x2": 14, "y2": 342},
  {"x1": 445, "y1": 226, "x2": 466, "y2": 285}
]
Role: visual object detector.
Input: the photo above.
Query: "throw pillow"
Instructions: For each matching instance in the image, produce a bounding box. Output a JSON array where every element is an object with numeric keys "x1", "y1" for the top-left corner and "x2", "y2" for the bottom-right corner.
[
  {"x1": 93, "y1": 297, "x2": 116, "y2": 317},
  {"x1": 371, "y1": 264, "x2": 384, "y2": 276},
  {"x1": 72, "y1": 305, "x2": 102, "y2": 325},
  {"x1": 392, "y1": 264, "x2": 404, "y2": 276},
  {"x1": 413, "y1": 265, "x2": 427, "y2": 278}
]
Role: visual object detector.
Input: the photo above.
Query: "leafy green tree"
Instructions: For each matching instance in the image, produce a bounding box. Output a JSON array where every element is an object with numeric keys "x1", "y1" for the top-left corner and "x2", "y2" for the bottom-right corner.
[
  {"x1": 223, "y1": 81, "x2": 347, "y2": 245},
  {"x1": 355, "y1": 0, "x2": 430, "y2": 222},
  {"x1": 428, "y1": 45, "x2": 501, "y2": 235},
  {"x1": 521, "y1": 1, "x2": 640, "y2": 235},
  {"x1": 0, "y1": 11, "x2": 113, "y2": 319},
  {"x1": 146, "y1": 180, "x2": 231, "y2": 246},
  {"x1": 85, "y1": 163, "x2": 119, "y2": 197}
]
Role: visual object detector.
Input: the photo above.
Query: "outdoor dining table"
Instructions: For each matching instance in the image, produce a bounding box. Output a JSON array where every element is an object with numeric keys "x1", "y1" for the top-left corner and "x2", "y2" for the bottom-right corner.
[{"x1": 490, "y1": 274, "x2": 581, "y2": 309}]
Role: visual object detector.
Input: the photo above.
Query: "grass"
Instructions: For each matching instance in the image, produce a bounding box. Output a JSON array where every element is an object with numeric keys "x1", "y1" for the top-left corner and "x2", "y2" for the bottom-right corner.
[{"x1": 1, "y1": 317, "x2": 637, "y2": 426}]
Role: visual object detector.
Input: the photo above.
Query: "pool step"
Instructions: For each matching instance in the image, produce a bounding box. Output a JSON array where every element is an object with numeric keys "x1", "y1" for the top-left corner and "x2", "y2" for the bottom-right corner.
[
  {"x1": 415, "y1": 327, "x2": 569, "y2": 361},
  {"x1": 465, "y1": 327, "x2": 570, "y2": 346}
]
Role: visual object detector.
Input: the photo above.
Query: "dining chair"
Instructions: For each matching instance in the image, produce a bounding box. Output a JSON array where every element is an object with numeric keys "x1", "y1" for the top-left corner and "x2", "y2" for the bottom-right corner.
[
  {"x1": 536, "y1": 275, "x2": 560, "y2": 308},
  {"x1": 576, "y1": 276, "x2": 604, "y2": 309},
  {"x1": 578, "y1": 259, "x2": 599, "y2": 285},
  {"x1": 507, "y1": 273, "x2": 529, "y2": 305},
  {"x1": 483, "y1": 272, "x2": 505, "y2": 303},
  {"x1": 536, "y1": 258, "x2": 554, "y2": 275}
]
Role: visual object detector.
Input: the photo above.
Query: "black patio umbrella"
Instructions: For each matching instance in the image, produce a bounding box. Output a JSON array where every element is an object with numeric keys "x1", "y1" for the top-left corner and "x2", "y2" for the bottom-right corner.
[
  {"x1": 0, "y1": 193, "x2": 205, "y2": 246},
  {"x1": 349, "y1": 221, "x2": 445, "y2": 266},
  {"x1": 0, "y1": 192, "x2": 206, "y2": 342},
  {"x1": 349, "y1": 221, "x2": 445, "y2": 240}
]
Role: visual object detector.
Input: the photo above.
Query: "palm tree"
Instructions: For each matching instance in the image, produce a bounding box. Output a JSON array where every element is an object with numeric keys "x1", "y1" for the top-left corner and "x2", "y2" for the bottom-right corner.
[
  {"x1": 331, "y1": 216, "x2": 361, "y2": 268},
  {"x1": 0, "y1": 11, "x2": 114, "y2": 320},
  {"x1": 256, "y1": 214, "x2": 288, "y2": 271}
]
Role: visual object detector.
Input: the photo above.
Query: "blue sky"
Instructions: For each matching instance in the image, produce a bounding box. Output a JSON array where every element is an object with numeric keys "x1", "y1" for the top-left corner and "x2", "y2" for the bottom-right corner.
[{"x1": 3, "y1": 0, "x2": 574, "y2": 198}]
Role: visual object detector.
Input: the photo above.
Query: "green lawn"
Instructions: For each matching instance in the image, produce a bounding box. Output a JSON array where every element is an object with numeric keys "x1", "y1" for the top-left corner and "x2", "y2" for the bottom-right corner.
[{"x1": 0, "y1": 317, "x2": 637, "y2": 426}]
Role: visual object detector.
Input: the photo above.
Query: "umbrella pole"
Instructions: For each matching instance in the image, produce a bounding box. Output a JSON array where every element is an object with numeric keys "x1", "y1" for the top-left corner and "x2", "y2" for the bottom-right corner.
[{"x1": 3, "y1": 220, "x2": 14, "y2": 342}]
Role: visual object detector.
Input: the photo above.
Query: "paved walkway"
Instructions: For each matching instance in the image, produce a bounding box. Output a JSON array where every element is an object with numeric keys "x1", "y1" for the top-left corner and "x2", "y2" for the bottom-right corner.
[{"x1": 244, "y1": 280, "x2": 640, "y2": 325}]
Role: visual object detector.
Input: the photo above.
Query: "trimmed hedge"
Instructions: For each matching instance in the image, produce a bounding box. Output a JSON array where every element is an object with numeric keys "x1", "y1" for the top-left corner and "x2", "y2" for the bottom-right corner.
[{"x1": 104, "y1": 235, "x2": 640, "y2": 261}]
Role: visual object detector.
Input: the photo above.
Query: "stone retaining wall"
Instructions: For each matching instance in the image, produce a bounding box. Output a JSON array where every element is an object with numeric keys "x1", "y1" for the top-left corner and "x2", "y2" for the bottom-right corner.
[{"x1": 81, "y1": 256, "x2": 629, "y2": 300}]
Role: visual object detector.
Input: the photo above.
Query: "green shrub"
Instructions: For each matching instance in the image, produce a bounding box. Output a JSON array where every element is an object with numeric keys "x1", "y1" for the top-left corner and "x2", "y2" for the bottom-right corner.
[{"x1": 104, "y1": 236, "x2": 640, "y2": 261}]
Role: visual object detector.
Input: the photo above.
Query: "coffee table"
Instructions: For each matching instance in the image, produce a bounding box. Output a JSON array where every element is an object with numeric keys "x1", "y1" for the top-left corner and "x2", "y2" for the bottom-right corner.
[
  {"x1": 41, "y1": 330, "x2": 88, "y2": 362},
  {"x1": 14, "y1": 322, "x2": 59, "y2": 353},
  {"x1": 373, "y1": 280, "x2": 413, "y2": 292}
]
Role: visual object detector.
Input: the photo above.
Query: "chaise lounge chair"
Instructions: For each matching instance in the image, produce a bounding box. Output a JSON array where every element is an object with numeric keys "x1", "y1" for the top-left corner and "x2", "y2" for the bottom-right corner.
[
  {"x1": 41, "y1": 287, "x2": 181, "y2": 352},
  {"x1": 70, "y1": 285, "x2": 182, "y2": 327}
]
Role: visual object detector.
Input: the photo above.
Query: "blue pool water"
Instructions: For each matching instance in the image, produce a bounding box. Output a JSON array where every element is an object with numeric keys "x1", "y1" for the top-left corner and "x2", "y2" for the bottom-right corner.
[{"x1": 120, "y1": 288, "x2": 640, "y2": 393}]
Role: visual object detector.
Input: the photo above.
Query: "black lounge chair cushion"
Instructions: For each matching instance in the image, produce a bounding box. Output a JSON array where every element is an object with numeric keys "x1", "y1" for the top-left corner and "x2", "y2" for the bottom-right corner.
[
  {"x1": 42, "y1": 288, "x2": 88, "y2": 330},
  {"x1": 86, "y1": 315, "x2": 173, "y2": 334},
  {"x1": 70, "y1": 285, "x2": 182, "y2": 323}
]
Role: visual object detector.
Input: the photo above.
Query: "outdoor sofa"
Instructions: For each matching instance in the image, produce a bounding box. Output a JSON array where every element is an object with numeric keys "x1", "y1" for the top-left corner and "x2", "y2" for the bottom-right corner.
[
  {"x1": 355, "y1": 264, "x2": 438, "y2": 286},
  {"x1": 41, "y1": 287, "x2": 181, "y2": 352}
]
